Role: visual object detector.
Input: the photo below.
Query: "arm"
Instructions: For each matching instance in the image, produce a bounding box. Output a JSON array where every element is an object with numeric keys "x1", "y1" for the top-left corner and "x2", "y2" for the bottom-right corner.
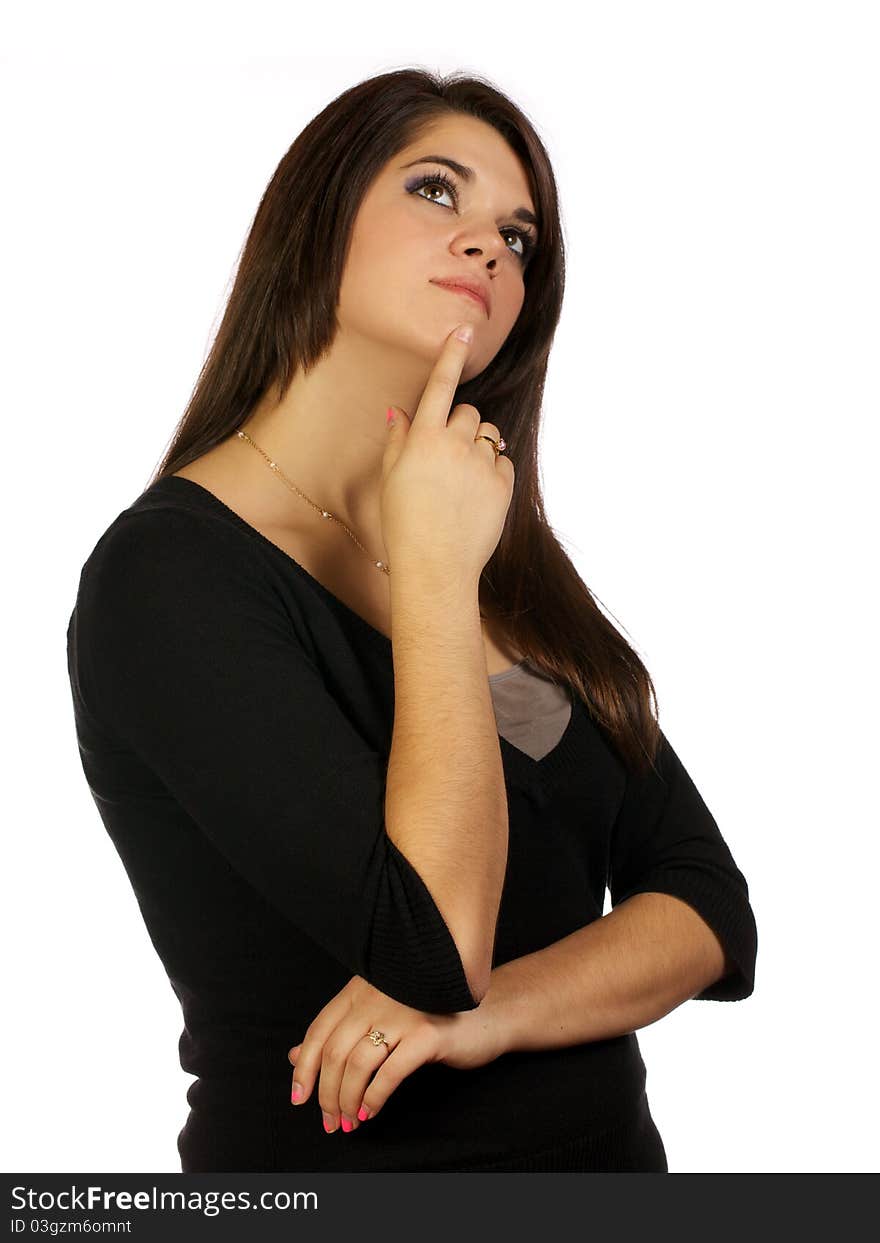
[
  {"x1": 386, "y1": 567, "x2": 508, "y2": 1004},
  {"x1": 606, "y1": 727, "x2": 758, "y2": 1003},
  {"x1": 478, "y1": 726, "x2": 757, "y2": 1055},
  {"x1": 479, "y1": 892, "x2": 732, "y2": 1055},
  {"x1": 69, "y1": 508, "x2": 487, "y2": 1015}
]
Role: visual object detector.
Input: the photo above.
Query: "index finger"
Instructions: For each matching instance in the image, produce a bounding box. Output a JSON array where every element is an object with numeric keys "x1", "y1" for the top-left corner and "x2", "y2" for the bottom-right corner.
[{"x1": 412, "y1": 323, "x2": 474, "y2": 429}]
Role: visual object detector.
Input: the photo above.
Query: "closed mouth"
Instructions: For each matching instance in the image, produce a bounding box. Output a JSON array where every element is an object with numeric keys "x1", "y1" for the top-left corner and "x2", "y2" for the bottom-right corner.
[{"x1": 430, "y1": 280, "x2": 490, "y2": 316}]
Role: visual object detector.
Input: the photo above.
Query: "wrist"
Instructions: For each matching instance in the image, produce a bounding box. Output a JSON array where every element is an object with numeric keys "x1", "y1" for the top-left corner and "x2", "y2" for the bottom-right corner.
[
  {"x1": 389, "y1": 569, "x2": 483, "y2": 646},
  {"x1": 389, "y1": 558, "x2": 480, "y2": 604}
]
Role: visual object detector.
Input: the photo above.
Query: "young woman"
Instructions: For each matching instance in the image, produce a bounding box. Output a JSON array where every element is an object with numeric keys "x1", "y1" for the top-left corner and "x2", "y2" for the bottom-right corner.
[{"x1": 66, "y1": 67, "x2": 758, "y2": 1172}]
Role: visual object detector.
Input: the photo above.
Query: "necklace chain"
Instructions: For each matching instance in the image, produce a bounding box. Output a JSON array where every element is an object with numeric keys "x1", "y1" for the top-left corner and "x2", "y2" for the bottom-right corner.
[{"x1": 236, "y1": 429, "x2": 391, "y2": 575}]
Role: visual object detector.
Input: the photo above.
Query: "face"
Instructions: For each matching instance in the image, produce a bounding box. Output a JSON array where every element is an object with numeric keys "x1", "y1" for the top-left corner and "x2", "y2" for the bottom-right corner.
[{"x1": 336, "y1": 114, "x2": 538, "y2": 381}]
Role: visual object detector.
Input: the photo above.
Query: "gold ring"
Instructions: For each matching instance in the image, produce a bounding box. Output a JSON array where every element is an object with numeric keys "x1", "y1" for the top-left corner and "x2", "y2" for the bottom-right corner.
[{"x1": 474, "y1": 433, "x2": 507, "y2": 457}]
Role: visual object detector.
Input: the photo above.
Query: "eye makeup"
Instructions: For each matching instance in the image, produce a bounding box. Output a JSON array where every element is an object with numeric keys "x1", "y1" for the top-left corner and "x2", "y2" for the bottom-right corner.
[{"x1": 405, "y1": 167, "x2": 538, "y2": 265}]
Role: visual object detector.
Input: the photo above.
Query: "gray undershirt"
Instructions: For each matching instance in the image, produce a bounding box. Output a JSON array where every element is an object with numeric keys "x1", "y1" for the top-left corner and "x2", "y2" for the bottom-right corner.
[{"x1": 488, "y1": 659, "x2": 572, "y2": 761}]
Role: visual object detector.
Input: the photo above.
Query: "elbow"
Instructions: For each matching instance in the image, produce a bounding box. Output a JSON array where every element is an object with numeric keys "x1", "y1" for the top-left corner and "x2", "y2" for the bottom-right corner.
[
  {"x1": 455, "y1": 926, "x2": 496, "y2": 1007},
  {"x1": 375, "y1": 835, "x2": 496, "y2": 1011},
  {"x1": 464, "y1": 964, "x2": 491, "y2": 1007}
]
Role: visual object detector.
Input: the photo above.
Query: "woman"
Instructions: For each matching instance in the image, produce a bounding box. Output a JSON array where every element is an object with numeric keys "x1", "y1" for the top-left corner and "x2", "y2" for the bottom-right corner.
[{"x1": 66, "y1": 67, "x2": 758, "y2": 1172}]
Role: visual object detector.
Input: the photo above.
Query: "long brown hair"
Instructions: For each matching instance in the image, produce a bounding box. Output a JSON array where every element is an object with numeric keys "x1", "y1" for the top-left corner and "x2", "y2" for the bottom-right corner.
[{"x1": 149, "y1": 67, "x2": 660, "y2": 776}]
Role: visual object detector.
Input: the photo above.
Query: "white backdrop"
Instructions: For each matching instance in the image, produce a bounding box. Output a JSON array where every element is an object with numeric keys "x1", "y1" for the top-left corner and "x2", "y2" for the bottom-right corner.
[{"x1": 3, "y1": 0, "x2": 877, "y2": 1175}]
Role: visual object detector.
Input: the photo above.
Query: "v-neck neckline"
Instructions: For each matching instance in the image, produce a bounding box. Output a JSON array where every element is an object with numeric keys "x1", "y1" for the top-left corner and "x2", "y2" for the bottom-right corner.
[{"x1": 148, "y1": 475, "x2": 585, "y2": 787}]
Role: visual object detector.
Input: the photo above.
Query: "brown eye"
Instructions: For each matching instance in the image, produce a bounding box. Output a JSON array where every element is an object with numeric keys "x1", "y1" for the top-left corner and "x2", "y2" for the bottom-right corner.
[{"x1": 407, "y1": 170, "x2": 537, "y2": 265}]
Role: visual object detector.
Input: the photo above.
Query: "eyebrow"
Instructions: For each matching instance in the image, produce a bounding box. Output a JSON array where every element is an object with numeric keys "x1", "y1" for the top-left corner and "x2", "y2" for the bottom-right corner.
[{"x1": 399, "y1": 154, "x2": 539, "y2": 231}]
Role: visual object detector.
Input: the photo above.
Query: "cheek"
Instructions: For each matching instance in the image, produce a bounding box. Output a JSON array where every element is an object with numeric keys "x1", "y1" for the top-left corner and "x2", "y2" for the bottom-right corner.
[
  {"x1": 341, "y1": 212, "x2": 426, "y2": 304},
  {"x1": 488, "y1": 288, "x2": 525, "y2": 347},
  {"x1": 503, "y1": 279, "x2": 527, "y2": 320},
  {"x1": 338, "y1": 246, "x2": 411, "y2": 329}
]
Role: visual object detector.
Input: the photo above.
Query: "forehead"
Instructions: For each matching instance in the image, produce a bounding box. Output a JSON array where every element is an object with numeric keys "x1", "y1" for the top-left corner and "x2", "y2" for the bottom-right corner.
[{"x1": 392, "y1": 115, "x2": 535, "y2": 210}]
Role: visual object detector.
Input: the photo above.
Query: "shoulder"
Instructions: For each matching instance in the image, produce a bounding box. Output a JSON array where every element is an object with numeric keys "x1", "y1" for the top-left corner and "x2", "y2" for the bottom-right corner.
[
  {"x1": 83, "y1": 484, "x2": 257, "y2": 574},
  {"x1": 75, "y1": 490, "x2": 281, "y2": 632}
]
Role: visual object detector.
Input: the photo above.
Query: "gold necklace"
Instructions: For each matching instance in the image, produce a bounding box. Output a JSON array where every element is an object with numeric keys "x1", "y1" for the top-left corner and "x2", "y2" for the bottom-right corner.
[{"x1": 236, "y1": 429, "x2": 391, "y2": 575}]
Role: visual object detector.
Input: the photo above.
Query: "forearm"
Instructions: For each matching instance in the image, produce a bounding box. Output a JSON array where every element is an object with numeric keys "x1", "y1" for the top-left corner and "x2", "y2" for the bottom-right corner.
[
  {"x1": 385, "y1": 567, "x2": 508, "y2": 1003},
  {"x1": 483, "y1": 892, "x2": 731, "y2": 1054}
]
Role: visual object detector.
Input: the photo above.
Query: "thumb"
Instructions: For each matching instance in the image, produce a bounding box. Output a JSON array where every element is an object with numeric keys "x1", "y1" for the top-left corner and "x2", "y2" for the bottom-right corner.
[
  {"x1": 386, "y1": 404, "x2": 411, "y2": 431},
  {"x1": 383, "y1": 403, "x2": 410, "y2": 465}
]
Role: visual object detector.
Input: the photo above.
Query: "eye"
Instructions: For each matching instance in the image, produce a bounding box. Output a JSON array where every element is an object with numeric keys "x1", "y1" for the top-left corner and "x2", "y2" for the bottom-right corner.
[
  {"x1": 406, "y1": 169, "x2": 538, "y2": 266},
  {"x1": 499, "y1": 225, "x2": 535, "y2": 264}
]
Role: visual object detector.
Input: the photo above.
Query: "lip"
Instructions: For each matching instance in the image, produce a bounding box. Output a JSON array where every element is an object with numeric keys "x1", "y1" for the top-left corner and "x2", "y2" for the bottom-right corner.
[{"x1": 430, "y1": 277, "x2": 490, "y2": 317}]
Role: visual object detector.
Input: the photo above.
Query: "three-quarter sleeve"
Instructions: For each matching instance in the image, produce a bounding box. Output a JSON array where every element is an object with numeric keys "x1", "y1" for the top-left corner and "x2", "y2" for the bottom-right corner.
[
  {"x1": 608, "y1": 728, "x2": 758, "y2": 1002},
  {"x1": 69, "y1": 507, "x2": 480, "y2": 1014}
]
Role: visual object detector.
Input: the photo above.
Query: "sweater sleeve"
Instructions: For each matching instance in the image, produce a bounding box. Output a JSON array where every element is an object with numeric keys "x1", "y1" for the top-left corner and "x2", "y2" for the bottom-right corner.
[
  {"x1": 608, "y1": 728, "x2": 758, "y2": 1002},
  {"x1": 70, "y1": 506, "x2": 480, "y2": 1014}
]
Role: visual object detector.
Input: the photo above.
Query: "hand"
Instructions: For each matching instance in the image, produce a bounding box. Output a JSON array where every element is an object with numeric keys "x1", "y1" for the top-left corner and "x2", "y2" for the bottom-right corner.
[
  {"x1": 381, "y1": 322, "x2": 515, "y2": 585},
  {"x1": 285, "y1": 974, "x2": 506, "y2": 1134}
]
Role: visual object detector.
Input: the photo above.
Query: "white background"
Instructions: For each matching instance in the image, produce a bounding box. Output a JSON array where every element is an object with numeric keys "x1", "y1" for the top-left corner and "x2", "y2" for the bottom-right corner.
[{"x1": 3, "y1": 0, "x2": 877, "y2": 1175}]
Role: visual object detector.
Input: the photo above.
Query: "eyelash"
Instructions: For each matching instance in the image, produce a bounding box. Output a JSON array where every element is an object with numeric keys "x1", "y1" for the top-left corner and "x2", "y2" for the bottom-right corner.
[{"x1": 406, "y1": 169, "x2": 538, "y2": 265}]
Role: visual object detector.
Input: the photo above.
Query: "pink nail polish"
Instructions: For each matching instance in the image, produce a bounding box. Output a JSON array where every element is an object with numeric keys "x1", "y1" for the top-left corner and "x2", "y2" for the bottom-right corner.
[
  {"x1": 341, "y1": 1115, "x2": 353, "y2": 1132},
  {"x1": 357, "y1": 1105, "x2": 371, "y2": 1122}
]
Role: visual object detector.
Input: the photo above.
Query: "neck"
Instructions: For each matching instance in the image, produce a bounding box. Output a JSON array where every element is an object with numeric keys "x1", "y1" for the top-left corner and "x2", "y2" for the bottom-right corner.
[{"x1": 237, "y1": 322, "x2": 441, "y2": 545}]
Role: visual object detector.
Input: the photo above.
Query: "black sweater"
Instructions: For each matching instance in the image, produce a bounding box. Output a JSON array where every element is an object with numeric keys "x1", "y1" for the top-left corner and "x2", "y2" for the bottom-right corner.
[{"x1": 66, "y1": 475, "x2": 758, "y2": 1172}]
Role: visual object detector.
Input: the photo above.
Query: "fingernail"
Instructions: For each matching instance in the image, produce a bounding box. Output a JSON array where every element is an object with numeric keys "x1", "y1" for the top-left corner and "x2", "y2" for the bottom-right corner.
[
  {"x1": 291, "y1": 1082, "x2": 304, "y2": 1103},
  {"x1": 455, "y1": 324, "x2": 473, "y2": 342},
  {"x1": 322, "y1": 1112, "x2": 337, "y2": 1133},
  {"x1": 357, "y1": 1105, "x2": 371, "y2": 1122},
  {"x1": 340, "y1": 1115, "x2": 353, "y2": 1132},
  {"x1": 386, "y1": 406, "x2": 396, "y2": 425}
]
